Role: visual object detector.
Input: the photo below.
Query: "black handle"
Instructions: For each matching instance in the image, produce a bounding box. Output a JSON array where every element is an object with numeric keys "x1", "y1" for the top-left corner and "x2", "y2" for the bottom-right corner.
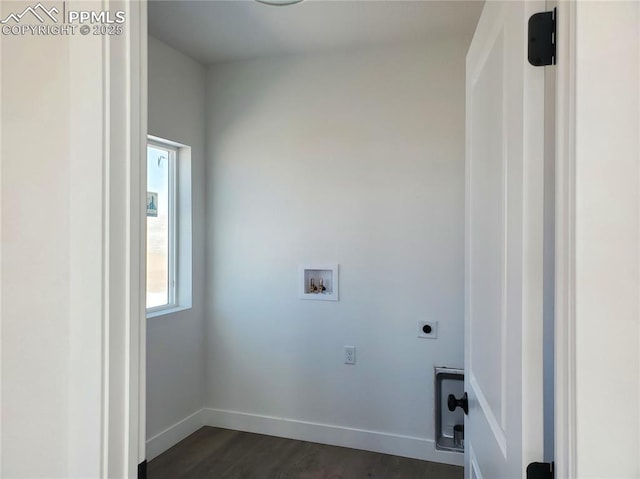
[{"x1": 447, "y1": 392, "x2": 469, "y2": 415}]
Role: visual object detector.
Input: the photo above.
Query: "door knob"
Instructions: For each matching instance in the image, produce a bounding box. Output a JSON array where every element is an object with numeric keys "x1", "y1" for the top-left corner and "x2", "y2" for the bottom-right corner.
[{"x1": 447, "y1": 392, "x2": 469, "y2": 415}]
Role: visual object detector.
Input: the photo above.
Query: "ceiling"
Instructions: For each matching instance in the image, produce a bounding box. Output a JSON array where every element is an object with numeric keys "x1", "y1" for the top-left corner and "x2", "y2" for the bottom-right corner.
[{"x1": 148, "y1": 0, "x2": 484, "y2": 65}]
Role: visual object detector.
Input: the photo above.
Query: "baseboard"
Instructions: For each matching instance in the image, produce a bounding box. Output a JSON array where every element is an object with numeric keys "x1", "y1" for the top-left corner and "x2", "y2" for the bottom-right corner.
[
  {"x1": 202, "y1": 408, "x2": 463, "y2": 467},
  {"x1": 146, "y1": 409, "x2": 206, "y2": 461}
]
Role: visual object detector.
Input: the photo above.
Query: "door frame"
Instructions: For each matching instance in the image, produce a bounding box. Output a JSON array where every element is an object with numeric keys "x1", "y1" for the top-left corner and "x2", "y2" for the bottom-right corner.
[
  {"x1": 0, "y1": 0, "x2": 147, "y2": 475},
  {"x1": 122, "y1": 0, "x2": 577, "y2": 475},
  {"x1": 554, "y1": 2, "x2": 640, "y2": 476},
  {"x1": 121, "y1": 1, "x2": 640, "y2": 477},
  {"x1": 553, "y1": 1, "x2": 577, "y2": 477},
  {"x1": 99, "y1": 0, "x2": 148, "y2": 476}
]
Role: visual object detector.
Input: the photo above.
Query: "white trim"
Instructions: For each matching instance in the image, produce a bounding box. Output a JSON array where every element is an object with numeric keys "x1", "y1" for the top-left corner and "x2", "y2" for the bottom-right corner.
[
  {"x1": 131, "y1": 0, "x2": 148, "y2": 470},
  {"x1": 554, "y1": 1, "x2": 577, "y2": 477},
  {"x1": 0, "y1": 10, "x2": 3, "y2": 475},
  {"x1": 145, "y1": 407, "x2": 464, "y2": 467},
  {"x1": 100, "y1": 0, "x2": 147, "y2": 476},
  {"x1": 148, "y1": 138, "x2": 181, "y2": 151},
  {"x1": 148, "y1": 134, "x2": 187, "y2": 149},
  {"x1": 102, "y1": 6, "x2": 112, "y2": 475},
  {"x1": 67, "y1": 6, "x2": 109, "y2": 475},
  {"x1": 202, "y1": 408, "x2": 464, "y2": 467},
  {"x1": 146, "y1": 304, "x2": 192, "y2": 319},
  {"x1": 146, "y1": 409, "x2": 206, "y2": 461}
]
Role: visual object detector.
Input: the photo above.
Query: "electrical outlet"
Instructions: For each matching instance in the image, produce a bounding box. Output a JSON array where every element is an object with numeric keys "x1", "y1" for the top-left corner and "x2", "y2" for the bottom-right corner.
[
  {"x1": 344, "y1": 345, "x2": 356, "y2": 364},
  {"x1": 417, "y1": 321, "x2": 438, "y2": 339}
]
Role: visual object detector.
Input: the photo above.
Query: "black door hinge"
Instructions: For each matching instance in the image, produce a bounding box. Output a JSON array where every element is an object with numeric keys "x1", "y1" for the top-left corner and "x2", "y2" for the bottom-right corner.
[
  {"x1": 528, "y1": 8, "x2": 556, "y2": 66},
  {"x1": 527, "y1": 461, "x2": 554, "y2": 479}
]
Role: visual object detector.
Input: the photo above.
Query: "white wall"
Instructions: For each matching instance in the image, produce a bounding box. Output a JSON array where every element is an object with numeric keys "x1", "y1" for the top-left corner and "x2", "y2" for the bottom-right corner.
[
  {"x1": 1, "y1": 21, "x2": 72, "y2": 479},
  {"x1": 146, "y1": 36, "x2": 207, "y2": 457},
  {"x1": 204, "y1": 39, "x2": 467, "y2": 464}
]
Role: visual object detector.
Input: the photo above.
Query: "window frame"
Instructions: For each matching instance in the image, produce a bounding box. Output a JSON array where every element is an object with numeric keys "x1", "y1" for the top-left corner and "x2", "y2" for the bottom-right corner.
[{"x1": 146, "y1": 139, "x2": 178, "y2": 314}]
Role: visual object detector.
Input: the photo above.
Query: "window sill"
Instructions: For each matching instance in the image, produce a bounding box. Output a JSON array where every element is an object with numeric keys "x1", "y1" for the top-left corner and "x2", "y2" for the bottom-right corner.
[{"x1": 146, "y1": 305, "x2": 192, "y2": 319}]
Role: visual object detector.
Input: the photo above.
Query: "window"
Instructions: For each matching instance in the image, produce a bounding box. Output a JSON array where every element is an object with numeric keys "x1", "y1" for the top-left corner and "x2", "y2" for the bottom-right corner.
[
  {"x1": 146, "y1": 140, "x2": 177, "y2": 311},
  {"x1": 145, "y1": 136, "x2": 193, "y2": 317}
]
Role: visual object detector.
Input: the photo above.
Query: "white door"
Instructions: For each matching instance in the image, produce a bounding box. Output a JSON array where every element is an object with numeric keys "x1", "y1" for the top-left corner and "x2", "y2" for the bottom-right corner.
[{"x1": 465, "y1": 1, "x2": 545, "y2": 478}]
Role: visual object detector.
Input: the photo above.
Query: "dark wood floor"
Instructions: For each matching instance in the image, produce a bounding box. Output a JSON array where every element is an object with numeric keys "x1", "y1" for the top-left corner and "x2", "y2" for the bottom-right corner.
[{"x1": 149, "y1": 427, "x2": 463, "y2": 479}]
